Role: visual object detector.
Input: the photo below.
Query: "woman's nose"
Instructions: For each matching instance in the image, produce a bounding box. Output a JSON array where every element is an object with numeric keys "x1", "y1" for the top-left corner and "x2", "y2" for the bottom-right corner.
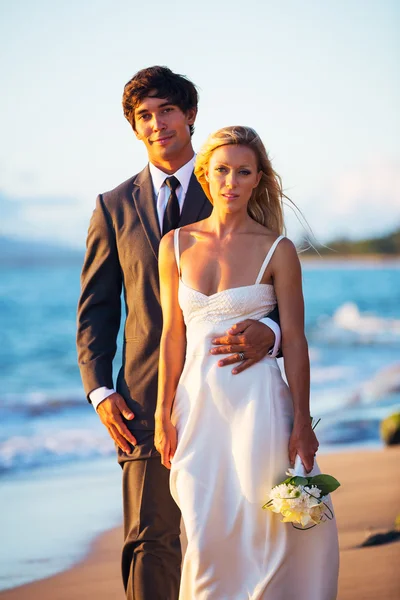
[{"x1": 226, "y1": 173, "x2": 237, "y2": 188}]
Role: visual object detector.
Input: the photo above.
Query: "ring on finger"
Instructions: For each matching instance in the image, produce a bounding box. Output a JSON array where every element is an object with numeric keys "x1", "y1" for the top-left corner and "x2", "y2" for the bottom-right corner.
[{"x1": 238, "y1": 352, "x2": 245, "y2": 361}]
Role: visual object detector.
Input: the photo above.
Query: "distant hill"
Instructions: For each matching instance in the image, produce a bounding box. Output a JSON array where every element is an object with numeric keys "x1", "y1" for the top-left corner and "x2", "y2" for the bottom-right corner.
[
  {"x1": 302, "y1": 227, "x2": 400, "y2": 256},
  {"x1": 0, "y1": 237, "x2": 84, "y2": 265}
]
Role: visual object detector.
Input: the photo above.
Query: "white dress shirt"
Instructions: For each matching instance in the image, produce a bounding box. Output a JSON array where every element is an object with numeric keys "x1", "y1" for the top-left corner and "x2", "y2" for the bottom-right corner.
[
  {"x1": 89, "y1": 157, "x2": 281, "y2": 410},
  {"x1": 150, "y1": 156, "x2": 196, "y2": 232}
]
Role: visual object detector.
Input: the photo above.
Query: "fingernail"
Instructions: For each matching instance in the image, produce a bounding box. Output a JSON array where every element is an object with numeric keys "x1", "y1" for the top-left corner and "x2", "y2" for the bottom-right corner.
[
  {"x1": 127, "y1": 412, "x2": 134, "y2": 419},
  {"x1": 232, "y1": 369, "x2": 237, "y2": 374},
  {"x1": 211, "y1": 339, "x2": 217, "y2": 344},
  {"x1": 210, "y1": 349, "x2": 216, "y2": 354},
  {"x1": 218, "y1": 361, "x2": 224, "y2": 366}
]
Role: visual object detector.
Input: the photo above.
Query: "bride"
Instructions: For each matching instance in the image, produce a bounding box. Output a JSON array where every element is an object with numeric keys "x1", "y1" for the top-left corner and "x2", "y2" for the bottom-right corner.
[{"x1": 155, "y1": 126, "x2": 339, "y2": 600}]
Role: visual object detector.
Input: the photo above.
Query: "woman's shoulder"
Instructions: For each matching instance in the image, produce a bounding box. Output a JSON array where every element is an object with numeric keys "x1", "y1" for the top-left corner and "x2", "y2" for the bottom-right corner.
[
  {"x1": 268, "y1": 235, "x2": 300, "y2": 269},
  {"x1": 159, "y1": 230, "x2": 176, "y2": 258},
  {"x1": 178, "y1": 220, "x2": 208, "y2": 236},
  {"x1": 251, "y1": 229, "x2": 298, "y2": 269},
  {"x1": 251, "y1": 225, "x2": 294, "y2": 251}
]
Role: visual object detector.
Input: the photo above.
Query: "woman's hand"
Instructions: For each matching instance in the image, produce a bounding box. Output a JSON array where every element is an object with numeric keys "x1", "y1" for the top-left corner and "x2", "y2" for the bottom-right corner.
[
  {"x1": 288, "y1": 418, "x2": 319, "y2": 473},
  {"x1": 155, "y1": 416, "x2": 177, "y2": 470}
]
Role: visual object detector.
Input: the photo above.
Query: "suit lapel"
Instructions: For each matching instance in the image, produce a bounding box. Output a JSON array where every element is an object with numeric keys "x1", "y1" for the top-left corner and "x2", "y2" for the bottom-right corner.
[
  {"x1": 132, "y1": 166, "x2": 161, "y2": 260},
  {"x1": 179, "y1": 173, "x2": 210, "y2": 226}
]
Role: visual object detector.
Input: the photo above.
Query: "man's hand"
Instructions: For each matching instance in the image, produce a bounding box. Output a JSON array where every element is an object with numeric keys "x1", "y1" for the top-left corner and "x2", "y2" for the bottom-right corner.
[
  {"x1": 210, "y1": 319, "x2": 275, "y2": 374},
  {"x1": 97, "y1": 392, "x2": 137, "y2": 453}
]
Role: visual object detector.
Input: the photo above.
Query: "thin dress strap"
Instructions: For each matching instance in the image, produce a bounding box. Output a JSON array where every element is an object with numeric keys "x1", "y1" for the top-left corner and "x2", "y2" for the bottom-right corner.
[
  {"x1": 173, "y1": 228, "x2": 181, "y2": 276},
  {"x1": 255, "y1": 235, "x2": 285, "y2": 284}
]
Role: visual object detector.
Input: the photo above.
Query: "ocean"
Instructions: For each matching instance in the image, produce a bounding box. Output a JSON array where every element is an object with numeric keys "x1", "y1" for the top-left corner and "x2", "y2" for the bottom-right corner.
[{"x1": 1, "y1": 258, "x2": 400, "y2": 589}]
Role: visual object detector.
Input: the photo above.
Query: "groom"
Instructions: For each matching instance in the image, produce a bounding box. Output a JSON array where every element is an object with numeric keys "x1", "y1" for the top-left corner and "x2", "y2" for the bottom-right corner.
[{"x1": 77, "y1": 66, "x2": 280, "y2": 600}]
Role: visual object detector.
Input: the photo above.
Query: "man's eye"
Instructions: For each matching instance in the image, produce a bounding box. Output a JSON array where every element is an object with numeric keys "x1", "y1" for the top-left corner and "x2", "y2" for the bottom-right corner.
[
  {"x1": 140, "y1": 114, "x2": 150, "y2": 120},
  {"x1": 163, "y1": 107, "x2": 173, "y2": 113}
]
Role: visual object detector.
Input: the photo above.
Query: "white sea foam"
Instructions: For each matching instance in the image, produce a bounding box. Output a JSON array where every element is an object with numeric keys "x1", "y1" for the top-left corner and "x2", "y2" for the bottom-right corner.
[
  {"x1": 351, "y1": 362, "x2": 400, "y2": 404},
  {"x1": 313, "y1": 302, "x2": 400, "y2": 344}
]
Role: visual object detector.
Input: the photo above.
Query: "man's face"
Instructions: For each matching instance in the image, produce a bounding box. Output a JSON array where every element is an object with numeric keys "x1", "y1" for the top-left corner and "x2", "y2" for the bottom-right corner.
[{"x1": 133, "y1": 95, "x2": 196, "y2": 165}]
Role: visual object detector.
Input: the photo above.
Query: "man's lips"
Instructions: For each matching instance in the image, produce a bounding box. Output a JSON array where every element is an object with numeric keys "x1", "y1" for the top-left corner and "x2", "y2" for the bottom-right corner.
[{"x1": 150, "y1": 134, "x2": 174, "y2": 145}]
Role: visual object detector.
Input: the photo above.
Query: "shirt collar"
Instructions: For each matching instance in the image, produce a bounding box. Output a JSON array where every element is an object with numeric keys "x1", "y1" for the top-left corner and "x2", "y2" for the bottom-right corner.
[{"x1": 149, "y1": 154, "x2": 196, "y2": 196}]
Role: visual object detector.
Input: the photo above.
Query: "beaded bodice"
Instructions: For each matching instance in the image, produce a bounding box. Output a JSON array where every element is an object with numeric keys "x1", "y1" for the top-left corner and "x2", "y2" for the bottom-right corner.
[{"x1": 178, "y1": 280, "x2": 277, "y2": 326}]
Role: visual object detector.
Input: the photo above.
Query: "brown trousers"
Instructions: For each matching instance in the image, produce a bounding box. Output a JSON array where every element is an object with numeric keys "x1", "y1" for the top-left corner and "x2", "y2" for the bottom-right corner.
[{"x1": 121, "y1": 457, "x2": 181, "y2": 600}]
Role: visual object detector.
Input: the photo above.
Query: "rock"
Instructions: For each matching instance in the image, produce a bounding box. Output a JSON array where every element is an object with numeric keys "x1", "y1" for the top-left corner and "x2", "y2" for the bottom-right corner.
[
  {"x1": 359, "y1": 530, "x2": 400, "y2": 547},
  {"x1": 380, "y1": 412, "x2": 400, "y2": 446}
]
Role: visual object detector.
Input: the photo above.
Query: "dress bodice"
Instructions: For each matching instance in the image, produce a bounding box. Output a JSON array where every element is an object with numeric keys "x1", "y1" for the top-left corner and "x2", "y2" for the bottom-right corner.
[
  {"x1": 173, "y1": 228, "x2": 284, "y2": 335},
  {"x1": 178, "y1": 280, "x2": 278, "y2": 326}
]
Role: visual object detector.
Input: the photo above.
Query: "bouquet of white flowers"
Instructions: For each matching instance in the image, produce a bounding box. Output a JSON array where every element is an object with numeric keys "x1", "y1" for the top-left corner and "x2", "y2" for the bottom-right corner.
[{"x1": 263, "y1": 420, "x2": 340, "y2": 529}]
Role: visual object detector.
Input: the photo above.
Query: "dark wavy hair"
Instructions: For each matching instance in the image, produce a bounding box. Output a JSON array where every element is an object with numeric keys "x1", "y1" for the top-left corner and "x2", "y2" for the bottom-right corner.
[{"x1": 122, "y1": 66, "x2": 199, "y2": 136}]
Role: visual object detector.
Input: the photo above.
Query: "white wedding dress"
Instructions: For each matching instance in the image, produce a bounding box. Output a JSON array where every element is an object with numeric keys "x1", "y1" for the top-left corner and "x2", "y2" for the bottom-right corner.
[{"x1": 170, "y1": 230, "x2": 339, "y2": 600}]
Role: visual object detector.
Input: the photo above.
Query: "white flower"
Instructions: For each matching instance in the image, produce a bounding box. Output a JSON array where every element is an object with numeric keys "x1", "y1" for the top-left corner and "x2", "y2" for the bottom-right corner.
[{"x1": 265, "y1": 482, "x2": 328, "y2": 527}]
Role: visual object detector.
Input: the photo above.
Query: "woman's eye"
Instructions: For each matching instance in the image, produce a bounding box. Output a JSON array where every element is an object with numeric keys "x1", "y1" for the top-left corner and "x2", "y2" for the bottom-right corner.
[
  {"x1": 215, "y1": 167, "x2": 226, "y2": 173},
  {"x1": 240, "y1": 170, "x2": 251, "y2": 176}
]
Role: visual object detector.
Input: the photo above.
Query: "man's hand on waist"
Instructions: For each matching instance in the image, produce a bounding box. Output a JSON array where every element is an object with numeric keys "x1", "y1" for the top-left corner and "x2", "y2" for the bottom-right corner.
[{"x1": 210, "y1": 318, "x2": 277, "y2": 375}]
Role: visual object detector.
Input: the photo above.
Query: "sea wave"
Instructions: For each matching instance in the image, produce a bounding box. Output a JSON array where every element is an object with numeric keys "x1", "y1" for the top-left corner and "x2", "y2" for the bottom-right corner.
[
  {"x1": 0, "y1": 428, "x2": 114, "y2": 474},
  {"x1": 312, "y1": 361, "x2": 400, "y2": 445},
  {"x1": 350, "y1": 362, "x2": 400, "y2": 404},
  {"x1": 311, "y1": 365, "x2": 355, "y2": 384},
  {"x1": 311, "y1": 302, "x2": 400, "y2": 345},
  {"x1": 2, "y1": 392, "x2": 87, "y2": 418}
]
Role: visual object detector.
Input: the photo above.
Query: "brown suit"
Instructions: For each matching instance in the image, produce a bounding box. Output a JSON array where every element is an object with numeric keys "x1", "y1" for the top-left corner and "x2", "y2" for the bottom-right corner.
[{"x1": 77, "y1": 165, "x2": 212, "y2": 599}]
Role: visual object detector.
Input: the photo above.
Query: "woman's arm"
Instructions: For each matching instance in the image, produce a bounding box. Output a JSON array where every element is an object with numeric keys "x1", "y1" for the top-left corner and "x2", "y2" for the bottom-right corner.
[
  {"x1": 155, "y1": 231, "x2": 187, "y2": 469},
  {"x1": 272, "y1": 238, "x2": 318, "y2": 472}
]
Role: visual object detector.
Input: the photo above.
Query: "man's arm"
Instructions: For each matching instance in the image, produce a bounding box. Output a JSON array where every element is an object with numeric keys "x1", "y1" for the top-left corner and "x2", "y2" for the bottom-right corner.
[
  {"x1": 260, "y1": 305, "x2": 282, "y2": 358},
  {"x1": 77, "y1": 194, "x2": 122, "y2": 396},
  {"x1": 77, "y1": 195, "x2": 137, "y2": 451}
]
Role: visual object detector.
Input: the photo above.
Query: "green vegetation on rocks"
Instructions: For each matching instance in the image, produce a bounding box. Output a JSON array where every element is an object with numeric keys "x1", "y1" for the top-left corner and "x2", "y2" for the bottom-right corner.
[
  {"x1": 380, "y1": 412, "x2": 400, "y2": 446},
  {"x1": 302, "y1": 227, "x2": 400, "y2": 256}
]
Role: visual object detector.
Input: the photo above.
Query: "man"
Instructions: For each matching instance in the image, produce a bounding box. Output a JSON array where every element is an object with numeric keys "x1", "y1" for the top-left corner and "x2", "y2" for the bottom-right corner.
[{"x1": 77, "y1": 66, "x2": 280, "y2": 600}]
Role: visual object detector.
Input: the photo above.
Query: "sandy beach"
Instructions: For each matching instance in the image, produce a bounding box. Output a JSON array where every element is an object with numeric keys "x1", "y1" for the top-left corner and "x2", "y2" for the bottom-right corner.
[{"x1": 1, "y1": 447, "x2": 399, "y2": 600}]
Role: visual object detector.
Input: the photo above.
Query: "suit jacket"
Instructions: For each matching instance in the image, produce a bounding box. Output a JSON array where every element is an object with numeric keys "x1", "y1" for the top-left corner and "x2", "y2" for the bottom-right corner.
[{"x1": 77, "y1": 165, "x2": 212, "y2": 455}]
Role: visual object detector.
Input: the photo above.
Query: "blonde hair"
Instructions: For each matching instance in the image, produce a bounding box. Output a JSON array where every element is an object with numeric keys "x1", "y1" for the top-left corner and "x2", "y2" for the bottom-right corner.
[{"x1": 194, "y1": 125, "x2": 288, "y2": 234}]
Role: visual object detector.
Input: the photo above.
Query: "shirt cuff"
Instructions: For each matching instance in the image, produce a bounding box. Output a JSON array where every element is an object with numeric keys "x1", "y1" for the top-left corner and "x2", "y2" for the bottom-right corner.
[
  {"x1": 260, "y1": 317, "x2": 281, "y2": 358},
  {"x1": 89, "y1": 386, "x2": 116, "y2": 411}
]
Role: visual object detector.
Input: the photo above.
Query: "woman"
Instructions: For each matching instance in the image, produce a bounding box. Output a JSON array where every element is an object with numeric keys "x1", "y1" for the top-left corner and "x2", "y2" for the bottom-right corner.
[{"x1": 155, "y1": 126, "x2": 339, "y2": 599}]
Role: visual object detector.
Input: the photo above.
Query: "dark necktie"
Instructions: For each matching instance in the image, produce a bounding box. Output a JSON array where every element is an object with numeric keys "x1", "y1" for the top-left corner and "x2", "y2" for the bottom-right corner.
[{"x1": 162, "y1": 176, "x2": 180, "y2": 236}]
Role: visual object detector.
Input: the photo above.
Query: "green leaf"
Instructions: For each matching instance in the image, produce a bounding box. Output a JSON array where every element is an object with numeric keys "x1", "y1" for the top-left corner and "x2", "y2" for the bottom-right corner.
[
  {"x1": 290, "y1": 476, "x2": 309, "y2": 487},
  {"x1": 309, "y1": 474, "x2": 341, "y2": 496},
  {"x1": 283, "y1": 476, "x2": 294, "y2": 484}
]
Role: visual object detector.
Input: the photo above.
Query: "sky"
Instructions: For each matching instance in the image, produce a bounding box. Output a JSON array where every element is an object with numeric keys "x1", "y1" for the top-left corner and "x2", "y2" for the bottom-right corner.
[{"x1": 0, "y1": 0, "x2": 399, "y2": 247}]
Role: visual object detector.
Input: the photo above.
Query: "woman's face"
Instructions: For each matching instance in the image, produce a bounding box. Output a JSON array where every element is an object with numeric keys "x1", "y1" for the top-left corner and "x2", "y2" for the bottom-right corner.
[{"x1": 206, "y1": 144, "x2": 261, "y2": 214}]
